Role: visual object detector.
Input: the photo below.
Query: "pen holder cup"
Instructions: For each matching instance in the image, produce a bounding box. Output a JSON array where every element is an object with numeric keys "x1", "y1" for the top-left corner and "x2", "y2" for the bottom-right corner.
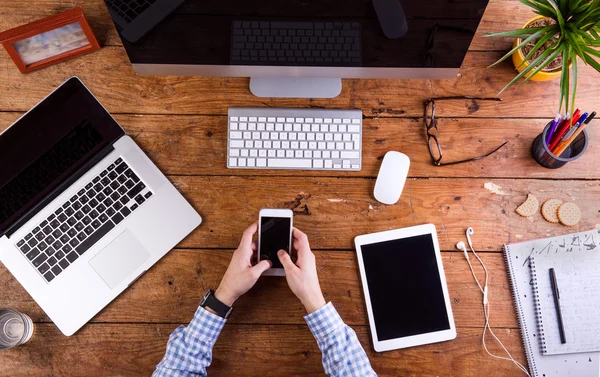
[{"x1": 531, "y1": 122, "x2": 589, "y2": 169}]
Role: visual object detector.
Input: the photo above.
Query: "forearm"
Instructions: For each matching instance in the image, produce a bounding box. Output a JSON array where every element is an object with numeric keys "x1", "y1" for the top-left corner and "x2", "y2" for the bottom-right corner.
[
  {"x1": 153, "y1": 305, "x2": 226, "y2": 377},
  {"x1": 305, "y1": 303, "x2": 377, "y2": 377}
]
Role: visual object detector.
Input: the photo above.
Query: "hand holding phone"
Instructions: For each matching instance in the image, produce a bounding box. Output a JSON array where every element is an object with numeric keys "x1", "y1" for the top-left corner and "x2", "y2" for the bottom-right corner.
[{"x1": 258, "y1": 208, "x2": 293, "y2": 276}]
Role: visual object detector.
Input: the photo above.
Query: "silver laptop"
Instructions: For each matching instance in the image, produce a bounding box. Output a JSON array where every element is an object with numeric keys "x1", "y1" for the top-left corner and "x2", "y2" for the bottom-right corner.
[{"x1": 0, "y1": 77, "x2": 201, "y2": 335}]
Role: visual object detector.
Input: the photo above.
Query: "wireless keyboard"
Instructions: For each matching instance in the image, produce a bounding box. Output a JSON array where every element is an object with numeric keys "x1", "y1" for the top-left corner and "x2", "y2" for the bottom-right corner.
[{"x1": 227, "y1": 108, "x2": 362, "y2": 171}]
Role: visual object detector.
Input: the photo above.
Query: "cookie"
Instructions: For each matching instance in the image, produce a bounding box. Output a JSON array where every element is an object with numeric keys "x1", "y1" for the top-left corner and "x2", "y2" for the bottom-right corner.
[
  {"x1": 557, "y1": 202, "x2": 581, "y2": 227},
  {"x1": 516, "y1": 193, "x2": 539, "y2": 217},
  {"x1": 541, "y1": 199, "x2": 563, "y2": 223}
]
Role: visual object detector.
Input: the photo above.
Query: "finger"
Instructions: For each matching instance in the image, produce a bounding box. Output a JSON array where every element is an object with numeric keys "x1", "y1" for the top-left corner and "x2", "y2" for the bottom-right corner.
[
  {"x1": 251, "y1": 259, "x2": 272, "y2": 276},
  {"x1": 278, "y1": 250, "x2": 298, "y2": 272},
  {"x1": 251, "y1": 241, "x2": 258, "y2": 252},
  {"x1": 239, "y1": 222, "x2": 258, "y2": 249}
]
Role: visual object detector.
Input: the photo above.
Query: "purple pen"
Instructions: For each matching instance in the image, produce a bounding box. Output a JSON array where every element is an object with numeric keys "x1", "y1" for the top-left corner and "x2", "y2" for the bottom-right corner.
[{"x1": 546, "y1": 114, "x2": 562, "y2": 145}]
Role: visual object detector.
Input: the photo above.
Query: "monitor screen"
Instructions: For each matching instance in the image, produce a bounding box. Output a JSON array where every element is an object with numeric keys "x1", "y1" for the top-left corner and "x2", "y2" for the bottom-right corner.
[
  {"x1": 107, "y1": 0, "x2": 488, "y2": 72},
  {"x1": 0, "y1": 78, "x2": 124, "y2": 236},
  {"x1": 360, "y1": 234, "x2": 450, "y2": 341}
]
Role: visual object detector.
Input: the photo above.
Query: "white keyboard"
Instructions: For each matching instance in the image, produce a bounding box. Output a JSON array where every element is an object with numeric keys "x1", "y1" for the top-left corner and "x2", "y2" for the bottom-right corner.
[{"x1": 227, "y1": 108, "x2": 362, "y2": 171}]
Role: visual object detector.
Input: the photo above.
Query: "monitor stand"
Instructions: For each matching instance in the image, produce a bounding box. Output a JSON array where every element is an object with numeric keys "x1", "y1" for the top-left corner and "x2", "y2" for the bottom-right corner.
[{"x1": 249, "y1": 77, "x2": 342, "y2": 98}]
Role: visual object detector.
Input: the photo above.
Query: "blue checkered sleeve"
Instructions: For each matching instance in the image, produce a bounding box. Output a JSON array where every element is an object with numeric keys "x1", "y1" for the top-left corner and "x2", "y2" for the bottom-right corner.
[
  {"x1": 153, "y1": 305, "x2": 226, "y2": 377},
  {"x1": 305, "y1": 302, "x2": 377, "y2": 377}
]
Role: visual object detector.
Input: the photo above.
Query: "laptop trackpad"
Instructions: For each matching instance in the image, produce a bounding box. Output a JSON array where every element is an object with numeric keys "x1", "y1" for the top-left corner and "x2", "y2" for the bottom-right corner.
[{"x1": 89, "y1": 230, "x2": 150, "y2": 289}]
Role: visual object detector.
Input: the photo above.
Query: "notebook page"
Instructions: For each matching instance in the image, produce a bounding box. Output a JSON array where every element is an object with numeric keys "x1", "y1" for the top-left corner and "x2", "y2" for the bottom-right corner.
[{"x1": 531, "y1": 249, "x2": 600, "y2": 355}]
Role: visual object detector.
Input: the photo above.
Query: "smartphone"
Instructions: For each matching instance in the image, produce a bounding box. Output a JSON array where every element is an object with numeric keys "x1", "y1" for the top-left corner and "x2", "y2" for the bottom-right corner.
[{"x1": 258, "y1": 208, "x2": 293, "y2": 276}]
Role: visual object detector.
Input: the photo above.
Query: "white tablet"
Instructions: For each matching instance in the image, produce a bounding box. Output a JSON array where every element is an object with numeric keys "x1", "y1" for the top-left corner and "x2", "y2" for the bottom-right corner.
[{"x1": 354, "y1": 224, "x2": 456, "y2": 352}]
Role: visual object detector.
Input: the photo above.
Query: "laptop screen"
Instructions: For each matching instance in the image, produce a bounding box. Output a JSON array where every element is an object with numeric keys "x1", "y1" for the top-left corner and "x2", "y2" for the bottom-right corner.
[{"x1": 0, "y1": 78, "x2": 124, "y2": 237}]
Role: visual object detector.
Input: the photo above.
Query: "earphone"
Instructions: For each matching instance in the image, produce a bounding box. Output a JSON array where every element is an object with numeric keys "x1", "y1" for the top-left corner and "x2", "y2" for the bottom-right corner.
[{"x1": 457, "y1": 228, "x2": 531, "y2": 377}]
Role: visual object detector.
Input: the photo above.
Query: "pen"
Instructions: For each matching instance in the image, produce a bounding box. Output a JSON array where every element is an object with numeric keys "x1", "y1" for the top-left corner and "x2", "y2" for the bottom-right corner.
[
  {"x1": 562, "y1": 112, "x2": 588, "y2": 141},
  {"x1": 549, "y1": 268, "x2": 567, "y2": 344},
  {"x1": 549, "y1": 109, "x2": 580, "y2": 151},
  {"x1": 553, "y1": 111, "x2": 597, "y2": 157},
  {"x1": 546, "y1": 114, "x2": 562, "y2": 145}
]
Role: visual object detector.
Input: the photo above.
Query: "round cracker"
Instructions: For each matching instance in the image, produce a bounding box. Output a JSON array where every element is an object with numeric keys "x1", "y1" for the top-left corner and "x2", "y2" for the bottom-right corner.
[
  {"x1": 516, "y1": 193, "x2": 539, "y2": 218},
  {"x1": 557, "y1": 202, "x2": 581, "y2": 227},
  {"x1": 541, "y1": 199, "x2": 563, "y2": 223}
]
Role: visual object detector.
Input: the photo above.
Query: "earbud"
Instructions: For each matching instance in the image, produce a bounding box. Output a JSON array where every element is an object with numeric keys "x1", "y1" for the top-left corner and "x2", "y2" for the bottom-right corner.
[
  {"x1": 466, "y1": 227, "x2": 475, "y2": 251},
  {"x1": 456, "y1": 241, "x2": 469, "y2": 261}
]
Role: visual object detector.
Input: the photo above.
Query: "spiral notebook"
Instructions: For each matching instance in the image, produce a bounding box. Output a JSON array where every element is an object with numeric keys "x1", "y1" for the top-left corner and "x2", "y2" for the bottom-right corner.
[
  {"x1": 504, "y1": 229, "x2": 600, "y2": 377},
  {"x1": 530, "y1": 250, "x2": 600, "y2": 355}
]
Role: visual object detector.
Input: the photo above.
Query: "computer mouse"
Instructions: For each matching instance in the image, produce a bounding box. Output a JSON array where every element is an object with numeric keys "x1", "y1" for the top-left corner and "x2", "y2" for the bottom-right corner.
[
  {"x1": 374, "y1": 151, "x2": 410, "y2": 205},
  {"x1": 372, "y1": 0, "x2": 408, "y2": 39}
]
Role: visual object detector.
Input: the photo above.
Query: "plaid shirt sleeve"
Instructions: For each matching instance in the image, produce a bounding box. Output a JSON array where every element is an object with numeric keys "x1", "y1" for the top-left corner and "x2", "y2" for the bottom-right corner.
[
  {"x1": 305, "y1": 302, "x2": 378, "y2": 377},
  {"x1": 152, "y1": 305, "x2": 226, "y2": 377}
]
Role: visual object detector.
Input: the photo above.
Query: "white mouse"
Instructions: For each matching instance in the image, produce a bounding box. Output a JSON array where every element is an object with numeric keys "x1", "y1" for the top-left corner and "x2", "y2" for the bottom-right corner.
[{"x1": 374, "y1": 151, "x2": 410, "y2": 205}]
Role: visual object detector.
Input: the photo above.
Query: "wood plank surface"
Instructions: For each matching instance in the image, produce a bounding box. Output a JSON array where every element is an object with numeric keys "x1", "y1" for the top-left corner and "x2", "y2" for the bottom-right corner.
[
  {"x1": 0, "y1": 48, "x2": 598, "y2": 118},
  {"x1": 0, "y1": 250, "x2": 519, "y2": 328},
  {"x1": 161, "y1": 176, "x2": 600, "y2": 251},
  {"x1": 1, "y1": 323, "x2": 526, "y2": 377},
  {"x1": 4, "y1": 113, "x2": 597, "y2": 180},
  {"x1": 1, "y1": 0, "x2": 599, "y2": 376}
]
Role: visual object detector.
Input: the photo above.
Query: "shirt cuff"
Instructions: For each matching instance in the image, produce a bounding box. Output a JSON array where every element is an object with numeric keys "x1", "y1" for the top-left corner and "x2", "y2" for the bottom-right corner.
[
  {"x1": 304, "y1": 302, "x2": 345, "y2": 340},
  {"x1": 185, "y1": 304, "x2": 227, "y2": 343}
]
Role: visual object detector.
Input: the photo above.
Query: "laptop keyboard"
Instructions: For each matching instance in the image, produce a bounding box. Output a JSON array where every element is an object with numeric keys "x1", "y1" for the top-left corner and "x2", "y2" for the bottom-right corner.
[
  {"x1": 106, "y1": 0, "x2": 157, "y2": 23},
  {"x1": 14, "y1": 158, "x2": 153, "y2": 283}
]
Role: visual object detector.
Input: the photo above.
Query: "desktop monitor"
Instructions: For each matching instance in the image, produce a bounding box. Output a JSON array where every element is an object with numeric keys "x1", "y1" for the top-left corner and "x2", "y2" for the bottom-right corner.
[{"x1": 104, "y1": 0, "x2": 489, "y2": 98}]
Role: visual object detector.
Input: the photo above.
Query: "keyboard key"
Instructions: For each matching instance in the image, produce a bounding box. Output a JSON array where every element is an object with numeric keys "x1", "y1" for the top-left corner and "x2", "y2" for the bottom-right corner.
[
  {"x1": 90, "y1": 210, "x2": 99, "y2": 219},
  {"x1": 59, "y1": 258, "x2": 69, "y2": 269},
  {"x1": 128, "y1": 182, "x2": 146, "y2": 199},
  {"x1": 47, "y1": 256, "x2": 57, "y2": 266},
  {"x1": 26, "y1": 248, "x2": 40, "y2": 261},
  {"x1": 75, "y1": 222, "x2": 84, "y2": 231},
  {"x1": 131, "y1": 204, "x2": 139, "y2": 211},
  {"x1": 51, "y1": 265, "x2": 62, "y2": 276},
  {"x1": 69, "y1": 238, "x2": 80, "y2": 247},
  {"x1": 99, "y1": 213, "x2": 109, "y2": 223},
  {"x1": 92, "y1": 220, "x2": 101, "y2": 229},
  {"x1": 135, "y1": 195, "x2": 145, "y2": 205},
  {"x1": 66, "y1": 251, "x2": 79, "y2": 263},
  {"x1": 144, "y1": 191, "x2": 153, "y2": 199},
  {"x1": 33, "y1": 253, "x2": 47, "y2": 267},
  {"x1": 97, "y1": 204, "x2": 107, "y2": 213},
  {"x1": 75, "y1": 221, "x2": 115, "y2": 256},
  {"x1": 45, "y1": 246, "x2": 56, "y2": 256},
  {"x1": 62, "y1": 244, "x2": 72, "y2": 254},
  {"x1": 268, "y1": 159, "x2": 312, "y2": 168},
  {"x1": 35, "y1": 232, "x2": 45, "y2": 241},
  {"x1": 20, "y1": 244, "x2": 31, "y2": 253},
  {"x1": 77, "y1": 233, "x2": 87, "y2": 241},
  {"x1": 84, "y1": 226, "x2": 94, "y2": 235},
  {"x1": 43, "y1": 271, "x2": 54, "y2": 282},
  {"x1": 121, "y1": 207, "x2": 131, "y2": 217},
  {"x1": 50, "y1": 220, "x2": 59, "y2": 228},
  {"x1": 17, "y1": 239, "x2": 25, "y2": 247},
  {"x1": 38, "y1": 242, "x2": 48, "y2": 251}
]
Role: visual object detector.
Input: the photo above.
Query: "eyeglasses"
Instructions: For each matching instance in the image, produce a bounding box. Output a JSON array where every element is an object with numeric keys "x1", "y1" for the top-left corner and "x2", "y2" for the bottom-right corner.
[{"x1": 424, "y1": 96, "x2": 508, "y2": 166}]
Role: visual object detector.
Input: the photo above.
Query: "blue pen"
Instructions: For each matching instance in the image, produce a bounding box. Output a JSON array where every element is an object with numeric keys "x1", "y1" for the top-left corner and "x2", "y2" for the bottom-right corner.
[
  {"x1": 563, "y1": 112, "x2": 589, "y2": 140},
  {"x1": 546, "y1": 114, "x2": 562, "y2": 145}
]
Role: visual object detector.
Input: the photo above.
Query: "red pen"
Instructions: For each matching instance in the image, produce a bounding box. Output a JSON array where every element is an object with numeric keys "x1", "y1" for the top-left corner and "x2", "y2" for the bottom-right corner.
[{"x1": 549, "y1": 109, "x2": 581, "y2": 150}]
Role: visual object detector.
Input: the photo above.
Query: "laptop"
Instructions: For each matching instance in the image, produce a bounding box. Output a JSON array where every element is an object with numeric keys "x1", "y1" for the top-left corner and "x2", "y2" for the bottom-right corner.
[
  {"x1": 103, "y1": 0, "x2": 186, "y2": 42},
  {"x1": 0, "y1": 77, "x2": 201, "y2": 336}
]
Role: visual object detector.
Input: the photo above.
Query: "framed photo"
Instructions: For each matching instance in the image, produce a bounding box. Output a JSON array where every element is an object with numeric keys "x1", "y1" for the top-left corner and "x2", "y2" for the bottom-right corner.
[{"x1": 0, "y1": 7, "x2": 100, "y2": 74}]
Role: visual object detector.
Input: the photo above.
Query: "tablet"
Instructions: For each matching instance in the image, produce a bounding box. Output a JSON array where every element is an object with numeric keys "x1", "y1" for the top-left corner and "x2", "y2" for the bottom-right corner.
[{"x1": 354, "y1": 224, "x2": 456, "y2": 352}]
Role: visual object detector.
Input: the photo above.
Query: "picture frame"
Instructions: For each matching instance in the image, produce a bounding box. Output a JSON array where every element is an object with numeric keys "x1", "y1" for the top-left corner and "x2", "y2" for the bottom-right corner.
[{"x1": 0, "y1": 7, "x2": 100, "y2": 74}]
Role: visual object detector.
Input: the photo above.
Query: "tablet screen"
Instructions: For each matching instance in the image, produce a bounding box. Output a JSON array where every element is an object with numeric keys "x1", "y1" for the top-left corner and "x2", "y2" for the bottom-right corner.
[{"x1": 361, "y1": 234, "x2": 450, "y2": 341}]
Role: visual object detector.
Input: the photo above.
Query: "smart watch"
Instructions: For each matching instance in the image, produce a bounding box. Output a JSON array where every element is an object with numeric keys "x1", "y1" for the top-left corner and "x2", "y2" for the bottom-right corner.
[{"x1": 200, "y1": 289, "x2": 233, "y2": 319}]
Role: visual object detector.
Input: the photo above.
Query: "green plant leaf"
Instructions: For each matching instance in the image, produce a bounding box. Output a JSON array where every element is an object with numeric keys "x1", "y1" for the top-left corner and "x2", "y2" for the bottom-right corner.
[
  {"x1": 484, "y1": 28, "x2": 544, "y2": 38},
  {"x1": 548, "y1": 1, "x2": 566, "y2": 32},
  {"x1": 558, "y1": 47, "x2": 569, "y2": 113},
  {"x1": 488, "y1": 27, "x2": 552, "y2": 68},
  {"x1": 519, "y1": 0, "x2": 557, "y2": 18},
  {"x1": 497, "y1": 46, "x2": 557, "y2": 95},
  {"x1": 517, "y1": 31, "x2": 556, "y2": 69},
  {"x1": 519, "y1": 46, "x2": 563, "y2": 87},
  {"x1": 566, "y1": 31, "x2": 588, "y2": 62},
  {"x1": 568, "y1": 50, "x2": 578, "y2": 120},
  {"x1": 581, "y1": 52, "x2": 600, "y2": 73}
]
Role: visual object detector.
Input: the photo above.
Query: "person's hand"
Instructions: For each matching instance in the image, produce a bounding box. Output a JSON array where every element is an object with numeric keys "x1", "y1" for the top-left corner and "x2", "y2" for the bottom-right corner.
[
  {"x1": 215, "y1": 222, "x2": 272, "y2": 306},
  {"x1": 277, "y1": 227, "x2": 326, "y2": 314}
]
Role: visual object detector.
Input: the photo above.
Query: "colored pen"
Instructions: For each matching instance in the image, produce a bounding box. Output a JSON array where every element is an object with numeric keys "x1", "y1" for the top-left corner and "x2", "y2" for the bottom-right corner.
[
  {"x1": 553, "y1": 111, "x2": 596, "y2": 157},
  {"x1": 562, "y1": 112, "x2": 588, "y2": 140},
  {"x1": 549, "y1": 109, "x2": 581, "y2": 151},
  {"x1": 546, "y1": 114, "x2": 562, "y2": 145},
  {"x1": 549, "y1": 268, "x2": 567, "y2": 344},
  {"x1": 548, "y1": 116, "x2": 571, "y2": 149}
]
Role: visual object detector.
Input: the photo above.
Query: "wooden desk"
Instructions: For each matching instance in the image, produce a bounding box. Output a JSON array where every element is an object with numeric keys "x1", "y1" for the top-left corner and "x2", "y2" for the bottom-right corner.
[{"x1": 1, "y1": 1, "x2": 599, "y2": 376}]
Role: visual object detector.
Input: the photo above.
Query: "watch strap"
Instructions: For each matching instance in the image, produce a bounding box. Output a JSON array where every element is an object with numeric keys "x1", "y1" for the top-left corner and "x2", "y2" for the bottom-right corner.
[{"x1": 201, "y1": 289, "x2": 233, "y2": 319}]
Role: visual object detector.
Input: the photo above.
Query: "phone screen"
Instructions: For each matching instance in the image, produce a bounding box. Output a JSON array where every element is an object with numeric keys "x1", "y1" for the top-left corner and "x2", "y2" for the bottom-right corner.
[{"x1": 260, "y1": 217, "x2": 291, "y2": 269}]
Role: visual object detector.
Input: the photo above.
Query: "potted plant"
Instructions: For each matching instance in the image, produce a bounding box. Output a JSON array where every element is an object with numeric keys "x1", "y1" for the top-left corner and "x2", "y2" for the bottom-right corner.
[{"x1": 487, "y1": 0, "x2": 600, "y2": 115}]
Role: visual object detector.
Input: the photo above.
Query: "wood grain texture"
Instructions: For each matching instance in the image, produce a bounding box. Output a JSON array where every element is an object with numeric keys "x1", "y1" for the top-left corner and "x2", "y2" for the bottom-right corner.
[
  {"x1": 0, "y1": 48, "x2": 598, "y2": 118},
  {"x1": 1, "y1": 323, "x2": 525, "y2": 377},
  {"x1": 156, "y1": 176, "x2": 600, "y2": 251},
  {"x1": 3, "y1": 113, "x2": 596, "y2": 179},
  {"x1": 0, "y1": 249, "x2": 519, "y2": 328}
]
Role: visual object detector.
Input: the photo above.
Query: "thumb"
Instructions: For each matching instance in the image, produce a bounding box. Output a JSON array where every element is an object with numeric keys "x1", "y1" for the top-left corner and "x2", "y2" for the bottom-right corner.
[
  {"x1": 252, "y1": 259, "x2": 272, "y2": 275},
  {"x1": 278, "y1": 250, "x2": 297, "y2": 271}
]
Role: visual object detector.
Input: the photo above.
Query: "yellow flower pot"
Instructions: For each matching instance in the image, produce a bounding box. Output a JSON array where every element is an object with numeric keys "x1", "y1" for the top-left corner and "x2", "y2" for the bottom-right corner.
[{"x1": 512, "y1": 15, "x2": 563, "y2": 82}]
